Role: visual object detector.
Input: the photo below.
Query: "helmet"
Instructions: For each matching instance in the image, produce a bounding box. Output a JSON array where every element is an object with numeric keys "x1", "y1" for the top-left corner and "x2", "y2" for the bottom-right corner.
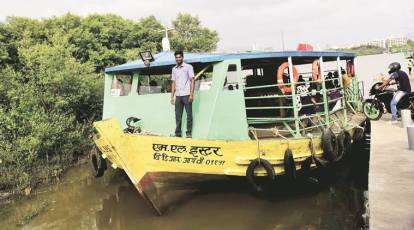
[{"x1": 388, "y1": 62, "x2": 401, "y2": 74}]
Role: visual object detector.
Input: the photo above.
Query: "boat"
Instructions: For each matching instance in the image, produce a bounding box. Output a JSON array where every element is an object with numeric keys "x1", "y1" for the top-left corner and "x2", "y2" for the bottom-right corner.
[{"x1": 91, "y1": 50, "x2": 367, "y2": 215}]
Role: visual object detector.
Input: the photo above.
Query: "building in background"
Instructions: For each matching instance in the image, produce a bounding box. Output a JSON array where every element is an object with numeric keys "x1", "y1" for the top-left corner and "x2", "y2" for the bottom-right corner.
[
  {"x1": 386, "y1": 36, "x2": 408, "y2": 48},
  {"x1": 362, "y1": 36, "x2": 408, "y2": 49},
  {"x1": 364, "y1": 39, "x2": 386, "y2": 48}
]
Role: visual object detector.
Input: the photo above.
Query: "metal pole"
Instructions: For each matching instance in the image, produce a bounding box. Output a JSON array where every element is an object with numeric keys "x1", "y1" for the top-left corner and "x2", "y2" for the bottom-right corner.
[
  {"x1": 288, "y1": 56, "x2": 300, "y2": 137},
  {"x1": 337, "y1": 56, "x2": 348, "y2": 127},
  {"x1": 407, "y1": 125, "x2": 414, "y2": 150},
  {"x1": 401, "y1": 109, "x2": 413, "y2": 128},
  {"x1": 319, "y1": 56, "x2": 330, "y2": 126}
]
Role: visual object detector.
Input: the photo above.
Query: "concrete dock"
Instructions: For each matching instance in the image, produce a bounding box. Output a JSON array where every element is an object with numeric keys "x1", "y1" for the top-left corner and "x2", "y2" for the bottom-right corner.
[{"x1": 369, "y1": 117, "x2": 414, "y2": 229}]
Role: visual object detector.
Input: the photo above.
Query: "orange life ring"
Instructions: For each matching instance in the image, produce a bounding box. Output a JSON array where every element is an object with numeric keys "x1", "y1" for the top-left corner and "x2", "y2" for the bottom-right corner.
[
  {"x1": 346, "y1": 60, "x2": 355, "y2": 77},
  {"x1": 277, "y1": 62, "x2": 298, "y2": 94},
  {"x1": 312, "y1": 59, "x2": 322, "y2": 81}
]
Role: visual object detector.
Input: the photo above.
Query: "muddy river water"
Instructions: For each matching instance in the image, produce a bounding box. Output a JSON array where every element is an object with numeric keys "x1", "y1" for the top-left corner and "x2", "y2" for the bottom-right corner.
[{"x1": 0, "y1": 137, "x2": 369, "y2": 230}]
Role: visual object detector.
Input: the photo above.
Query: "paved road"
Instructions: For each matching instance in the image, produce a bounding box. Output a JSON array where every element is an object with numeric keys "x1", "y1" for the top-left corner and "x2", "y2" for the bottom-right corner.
[{"x1": 369, "y1": 116, "x2": 414, "y2": 229}]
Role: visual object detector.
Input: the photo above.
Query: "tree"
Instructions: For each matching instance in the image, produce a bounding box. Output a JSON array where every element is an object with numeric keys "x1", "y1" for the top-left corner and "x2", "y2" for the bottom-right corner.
[
  {"x1": 0, "y1": 13, "x2": 220, "y2": 193},
  {"x1": 170, "y1": 13, "x2": 219, "y2": 52},
  {"x1": 0, "y1": 40, "x2": 102, "y2": 191}
]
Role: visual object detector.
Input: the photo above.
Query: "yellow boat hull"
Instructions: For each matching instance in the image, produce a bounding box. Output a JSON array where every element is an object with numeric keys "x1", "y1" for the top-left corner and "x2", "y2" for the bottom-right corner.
[{"x1": 93, "y1": 118, "x2": 337, "y2": 214}]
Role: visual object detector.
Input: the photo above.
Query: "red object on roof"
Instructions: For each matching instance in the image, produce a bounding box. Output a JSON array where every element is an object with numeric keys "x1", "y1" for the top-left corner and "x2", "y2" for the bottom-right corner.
[{"x1": 296, "y1": 43, "x2": 314, "y2": 51}]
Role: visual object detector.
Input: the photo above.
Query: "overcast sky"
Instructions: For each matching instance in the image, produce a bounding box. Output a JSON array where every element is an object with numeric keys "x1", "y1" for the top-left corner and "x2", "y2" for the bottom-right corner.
[{"x1": 0, "y1": 0, "x2": 413, "y2": 51}]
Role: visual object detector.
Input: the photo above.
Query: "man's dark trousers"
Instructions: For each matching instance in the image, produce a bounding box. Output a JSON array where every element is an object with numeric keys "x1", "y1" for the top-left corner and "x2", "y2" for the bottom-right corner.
[{"x1": 175, "y1": 95, "x2": 192, "y2": 137}]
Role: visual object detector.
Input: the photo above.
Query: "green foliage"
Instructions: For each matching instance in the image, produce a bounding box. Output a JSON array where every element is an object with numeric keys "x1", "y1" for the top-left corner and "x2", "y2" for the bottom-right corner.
[
  {"x1": 390, "y1": 40, "x2": 414, "y2": 53},
  {"x1": 333, "y1": 40, "x2": 414, "y2": 56},
  {"x1": 0, "y1": 13, "x2": 219, "y2": 193},
  {"x1": 333, "y1": 45, "x2": 385, "y2": 56},
  {"x1": 170, "y1": 13, "x2": 219, "y2": 52},
  {"x1": 0, "y1": 42, "x2": 102, "y2": 191}
]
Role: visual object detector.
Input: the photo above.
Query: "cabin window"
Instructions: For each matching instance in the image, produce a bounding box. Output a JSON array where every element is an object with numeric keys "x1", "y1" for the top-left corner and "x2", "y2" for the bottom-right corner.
[
  {"x1": 243, "y1": 67, "x2": 264, "y2": 88},
  {"x1": 223, "y1": 64, "x2": 239, "y2": 90},
  {"x1": 137, "y1": 75, "x2": 170, "y2": 95},
  {"x1": 110, "y1": 74, "x2": 132, "y2": 96}
]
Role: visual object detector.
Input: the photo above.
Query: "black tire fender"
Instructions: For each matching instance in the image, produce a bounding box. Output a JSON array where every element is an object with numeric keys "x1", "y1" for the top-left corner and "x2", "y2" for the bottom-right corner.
[
  {"x1": 335, "y1": 130, "x2": 347, "y2": 162},
  {"x1": 313, "y1": 155, "x2": 330, "y2": 168},
  {"x1": 300, "y1": 156, "x2": 312, "y2": 178},
  {"x1": 343, "y1": 130, "x2": 352, "y2": 153},
  {"x1": 90, "y1": 146, "x2": 107, "y2": 178},
  {"x1": 353, "y1": 127, "x2": 364, "y2": 144},
  {"x1": 246, "y1": 158, "x2": 275, "y2": 192},
  {"x1": 283, "y1": 148, "x2": 297, "y2": 180},
  {"x1": 321, "y1": 128, "x2": 339, "y2": 162}
]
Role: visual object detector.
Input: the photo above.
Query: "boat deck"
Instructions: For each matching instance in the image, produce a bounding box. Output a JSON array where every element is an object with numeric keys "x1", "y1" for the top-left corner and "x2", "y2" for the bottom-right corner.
[{"x1": 253, "y1": 111, "x2": 366, "y2": 139}]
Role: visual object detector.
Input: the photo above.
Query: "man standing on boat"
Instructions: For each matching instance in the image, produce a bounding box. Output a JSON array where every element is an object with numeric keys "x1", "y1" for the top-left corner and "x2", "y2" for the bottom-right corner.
[{"x1": 171, "y1": 51, "x2": 195, "y2": 138}]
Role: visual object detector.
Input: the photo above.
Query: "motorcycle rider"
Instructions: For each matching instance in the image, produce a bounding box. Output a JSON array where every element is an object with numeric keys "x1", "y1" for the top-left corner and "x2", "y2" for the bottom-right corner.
[{"x1": 379, "y1": 62, "x2": 411, "y2": 122}]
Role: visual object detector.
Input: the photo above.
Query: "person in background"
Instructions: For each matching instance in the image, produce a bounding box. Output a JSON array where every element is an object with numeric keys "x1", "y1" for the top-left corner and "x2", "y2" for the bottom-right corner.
[
  {"x1": 325, "y1": 72, "x2": 335, "y2": 89},
  {"x1": 111, "y1": 76, "x2": 125, "y2": 96},
  {"x1": 333, "y1": 71, "x2": 340, "y2": 88},
  {"x1": 297, "y1": 79, "x2": 317, "y2": 113},
  {"x1": 408, "y1": 59, "x2": 413, "y2": 75},
  {"x1": 341, "y1": 68, "x2": 352, "y2": 89},
  {"x1": 379, "y1": 62, "x2": 412, "y2": 123},
  {"x1": 298, "y1": 74, "x2": 305, "y2": 83},
  {"x1": 170, "y1": 51, "x2": 195, "y2": 138}
]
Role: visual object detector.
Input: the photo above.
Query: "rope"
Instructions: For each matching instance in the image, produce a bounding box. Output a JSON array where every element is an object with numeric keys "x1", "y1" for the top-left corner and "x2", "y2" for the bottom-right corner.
[
  {"x1": 270, "y1": 126, "x2": 290, "y2": 149},
  {"x1": 249, "y1": 127, "x2": 261, "y2": 162},
  {"x1": 329, "y1": 116, "x2": 342, "y2": 132},
  {"x1": 306, "y1": 133, "x2": 316, "y2": 158}
]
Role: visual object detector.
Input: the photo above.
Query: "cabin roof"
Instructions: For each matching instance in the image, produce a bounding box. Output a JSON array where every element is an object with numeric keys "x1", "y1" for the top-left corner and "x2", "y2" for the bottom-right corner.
[{"x1": 105, "y1": 51, "x2": 355, "y2": 74}]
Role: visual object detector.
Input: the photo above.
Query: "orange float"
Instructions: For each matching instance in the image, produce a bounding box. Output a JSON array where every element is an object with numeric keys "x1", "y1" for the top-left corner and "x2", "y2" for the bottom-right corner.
[
  {"x1": 312, "y1": 59, "x2": 322, "y2": 81},
  {"x1": 346, "y1": 60, "x2": 355, "y2": 77},
  {"x1": 277, "y1": 62, "x2": 298, "y2": 94}
]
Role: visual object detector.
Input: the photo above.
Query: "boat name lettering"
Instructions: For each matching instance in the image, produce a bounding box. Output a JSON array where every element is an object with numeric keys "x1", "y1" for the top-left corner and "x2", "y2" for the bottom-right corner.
[
  {"x1": 153, "y1": 152, "x2": 181, "y2": 162},
  {"x1": 189, "y1": 146, "x2": 222, "y2": 157},
  {"x1": 152, "y1": 144, "x2": 223, "y2": 157},
  {"x1": 170, "y1": 145, "x2": 186, "y2": 153},
  {"x1": 152, "y1": 144, "x2": 168, "y2": 152},
  {"x1": 153, "y1": 152, "x2": 225, "y2": 166}
]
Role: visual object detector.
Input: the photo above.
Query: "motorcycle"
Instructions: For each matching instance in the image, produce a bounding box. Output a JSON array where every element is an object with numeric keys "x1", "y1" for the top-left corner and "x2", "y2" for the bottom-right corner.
[{"x1": 362, "y1": 82, "x2": 414, "y2": 120}]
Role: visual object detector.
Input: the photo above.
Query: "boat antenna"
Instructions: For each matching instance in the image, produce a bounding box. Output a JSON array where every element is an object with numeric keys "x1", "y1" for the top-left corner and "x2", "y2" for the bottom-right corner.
[
  {"x1": 160, "y1": 25, "x2": 175, "y2": 52},
  {"x1": 281, "y1": 30, "x2": 286, "y2": 51}
]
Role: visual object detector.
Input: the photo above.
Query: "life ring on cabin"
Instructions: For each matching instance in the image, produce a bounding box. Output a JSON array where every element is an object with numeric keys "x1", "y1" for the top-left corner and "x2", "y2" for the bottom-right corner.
[
  {"x1": 90, "y1": 146, "x2": 107, "y2": 178},
  {"x1": 346, "y1": 60, "x2": 355, "y2": 77},
  {"x1": 246, "y1": 158, "x2": 275, "y2": 192},
  {"x1": 312, "y1": 59, "x2": 322, "y2": 81},
  {"x1": 277, "y1": 62, "x2": 299, "y2": 94},
  {"x1": 321, "y1": 128, "x2": 339, "y2": 162}
]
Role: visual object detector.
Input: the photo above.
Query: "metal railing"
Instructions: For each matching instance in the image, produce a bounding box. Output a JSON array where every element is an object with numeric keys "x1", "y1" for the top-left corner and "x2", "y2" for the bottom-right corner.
[{"x1": 244, "y1": 56, "x2": 354, "y2": 138}]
